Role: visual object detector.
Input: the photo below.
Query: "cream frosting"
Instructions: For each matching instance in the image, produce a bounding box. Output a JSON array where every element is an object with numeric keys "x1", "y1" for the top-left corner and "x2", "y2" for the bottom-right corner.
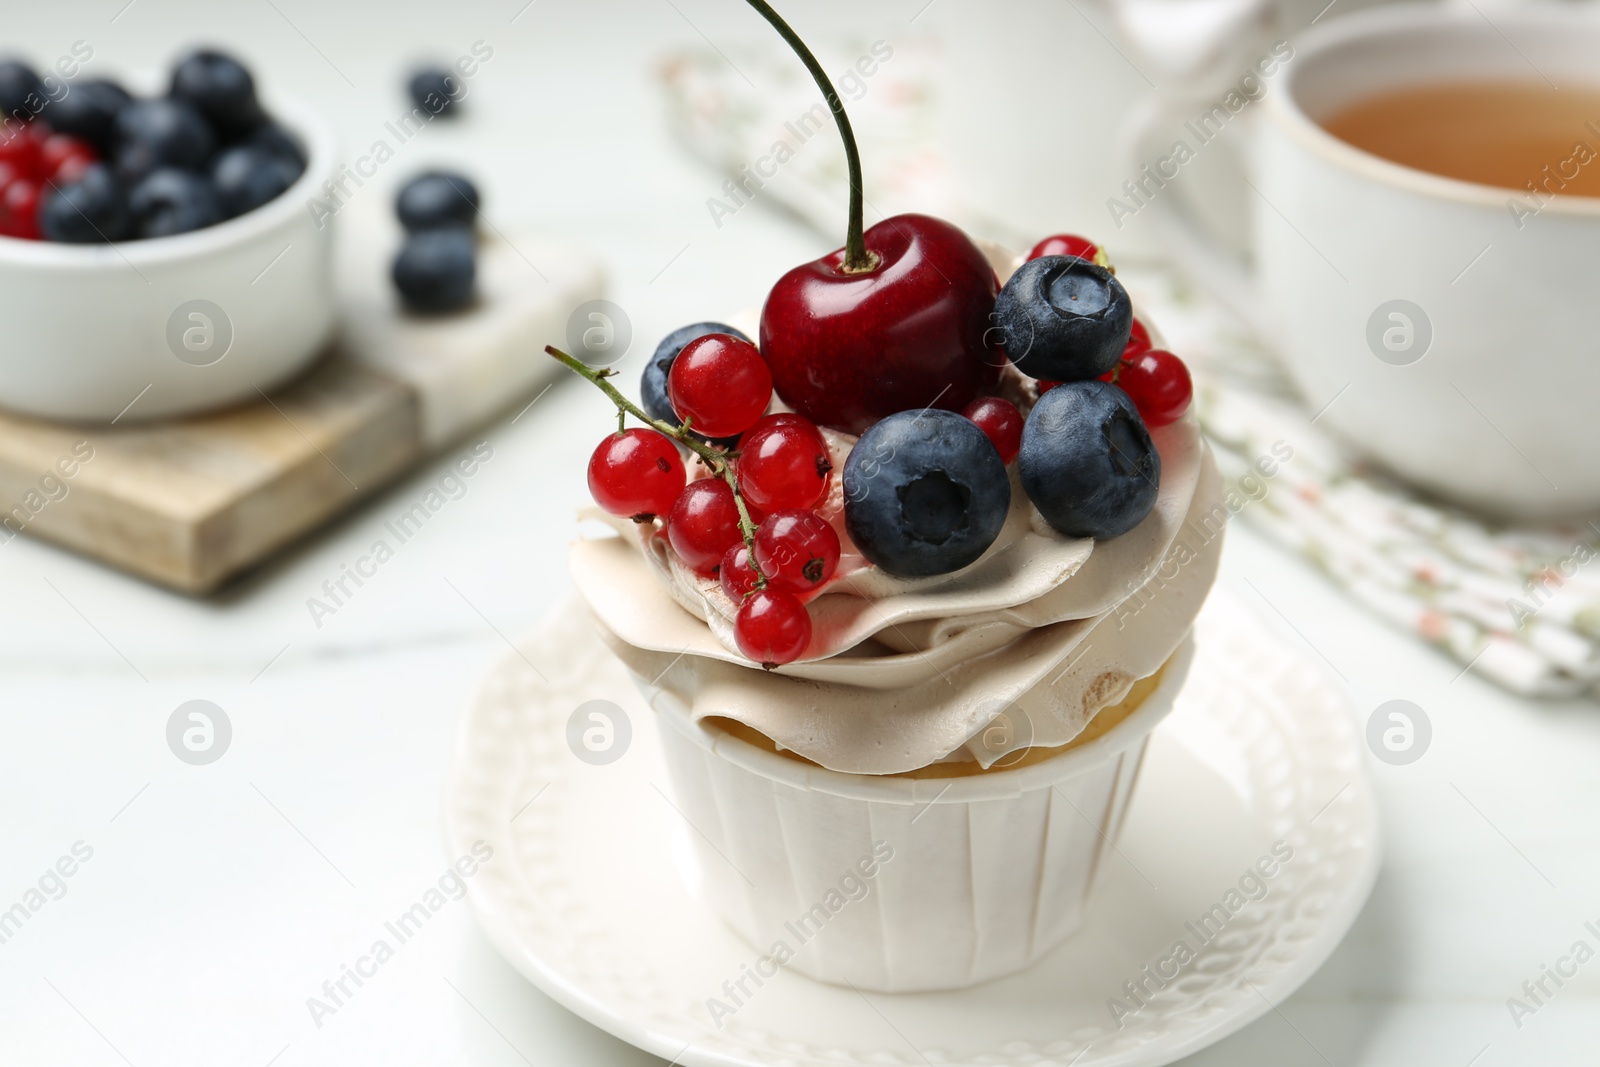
[
  {"x1": 568, "y1": 249, "x2": 1225, "y2": 774},
  {"x1": 571, "y1": 416, "x2": 1224, "y2": 773}
]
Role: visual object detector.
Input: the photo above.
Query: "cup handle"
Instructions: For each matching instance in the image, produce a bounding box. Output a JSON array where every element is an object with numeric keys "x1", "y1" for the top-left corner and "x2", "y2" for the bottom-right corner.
[{"x1": 1122, "y1": 97, "x2": 1273, "y2": 340}]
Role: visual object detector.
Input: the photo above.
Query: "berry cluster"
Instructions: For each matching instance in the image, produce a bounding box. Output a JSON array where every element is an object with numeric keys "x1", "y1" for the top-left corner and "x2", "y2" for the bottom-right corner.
[
  {"x1": 555, "y1": 232, "x2": 1192, "y2": 670},
  {"x1": 992, "y1": 235, "x2": 1194, "y2": 540},
  {"x1": 552, "y1": 6, "x2": 1197, "y2": 672},
  {"x1": 391, "y1": 170, "x2": 480, "y2": 314},
  {"x1": 1034, "y1": 285, "x2": 1194, "y2": 430},
  {"x1": 0, "y1": 51, "x2": 306, "y2": 243},
  {"x1": 558, "y1": 328, "x2": 841, "y2": 669}
]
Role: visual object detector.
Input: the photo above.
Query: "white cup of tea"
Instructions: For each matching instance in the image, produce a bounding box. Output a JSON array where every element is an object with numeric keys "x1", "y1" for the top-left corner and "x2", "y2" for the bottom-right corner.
[{"x1": 1131, "y1": 1, "x2": 1600, "y2": 518}]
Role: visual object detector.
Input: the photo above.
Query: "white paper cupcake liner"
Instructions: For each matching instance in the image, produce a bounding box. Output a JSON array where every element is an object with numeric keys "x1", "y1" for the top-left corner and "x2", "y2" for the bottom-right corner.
[{"x1": 637, "y1": 634, "x2": 1195, "y2": 993}]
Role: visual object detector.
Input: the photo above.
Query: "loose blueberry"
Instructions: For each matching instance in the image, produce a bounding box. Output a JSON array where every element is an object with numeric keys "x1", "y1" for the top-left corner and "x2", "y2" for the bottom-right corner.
[
  {"x1": 995, "y1": 255, "x2": 1132, "y2": 382},
  {"x1": 1018, "y1": 379, "x2": 1160, "y2": 540},
  {"x1": 0, "y1": 60, "x2": 42, "y2": 119},
  {"x1": 396, "y1": 171, "x2": 478, "y2": 231},
  {"x1": 112, "y1": 98, "x2": 216, "y2": 183},
  {"x1": 246, "y1": 123, "x2": 306, "y2": 169},
  {"x1": 128, "y1": 168, "x2": 223, "y2": 238},
  {"x1": 407, "y1": 68, "x2": 462, "y2": 118},
  {"x1": 38, "y1": 163, "x2": 129, "y2": 242},
  {"x1": 170, "y1": 49, "x2": 264, "y2": 136},
  {"x1": 211, "y1": 144, "x2": 298, "y2": 217},
  {"x1": 46, "y1": 79, "x2": 132, "y2": 151},
  {"x1": 640, "y1": 321, "x2": 752, "y2": 446},
  {"x1": 842, "y1": 409, "x2": 1009, "y2": 578},
  {"x1": 391, "y1": 228, "x2": 476, "y2": 313}
]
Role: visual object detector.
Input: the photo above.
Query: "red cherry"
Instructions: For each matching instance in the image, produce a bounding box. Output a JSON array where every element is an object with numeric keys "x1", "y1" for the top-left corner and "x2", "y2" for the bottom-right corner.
[
  {"x1": 1027, "y1": 233, "x2": 1103, "y2": 264},
  {"x1": 754, "y1": 510, "x2": 840, "y2": 594},
  {"x1": 586, "y1": 428, "x2": 685, "y2": 521},
  {"x1": 667, "y1": 477, "x2": 744, "y2": 575},
  {"x1": 39, "y1": 133, "x2": 96, "y2": 183},
  {"x1": 734, "y1": 589, "x2": 812, "y2": 667},
  {"x1": 760, "y1": 213, "x2": 1002, "y2": 435},
  {"x1": 1124, "y1": 318, "x2": 1152, "y2": 358},
  {"x1": 960, "y1": 396, "x2": 1023, "y2": 464},
  {"x1": 0, "y1": 179, "x2": 41, "y2": 240},
  {"x1": 719, "y1": 542, "x2": 762, "y2": 602},
  {"x1": 1112, "y1": 349, "x2": 1193, "y2": 427},
  {"x1": 736, "y1": 413, "x2": 832, "y2": 513},
  {"x1": 667, "y1": 333, "x2": 772, "y2": 438}
]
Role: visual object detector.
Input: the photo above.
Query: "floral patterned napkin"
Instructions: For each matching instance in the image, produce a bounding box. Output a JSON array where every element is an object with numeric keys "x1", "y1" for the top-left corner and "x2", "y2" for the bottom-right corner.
[{"x1": 658, "y1": 43, "x2": 1600, "y2": 698}]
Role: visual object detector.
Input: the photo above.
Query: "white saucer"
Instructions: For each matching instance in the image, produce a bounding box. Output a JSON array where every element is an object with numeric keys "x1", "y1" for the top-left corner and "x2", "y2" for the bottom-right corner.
[{"x1": 445, "y1": 591, "x2": 1380, "y2": 1067}]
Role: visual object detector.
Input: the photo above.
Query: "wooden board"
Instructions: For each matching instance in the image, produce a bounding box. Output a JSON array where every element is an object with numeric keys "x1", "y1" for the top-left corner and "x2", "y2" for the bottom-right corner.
[
  {"x1": 0, "y1": 225, "x2": 602, "y2": 594},
  {"x1": 0, "y1": 358, "x2": 418, "y2": 593}
]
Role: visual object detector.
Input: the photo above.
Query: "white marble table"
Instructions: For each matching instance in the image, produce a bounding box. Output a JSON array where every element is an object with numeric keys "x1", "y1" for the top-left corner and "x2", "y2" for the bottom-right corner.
[{"x1": 4, "y1": 2, "x2": 1599, "y2": 1065}]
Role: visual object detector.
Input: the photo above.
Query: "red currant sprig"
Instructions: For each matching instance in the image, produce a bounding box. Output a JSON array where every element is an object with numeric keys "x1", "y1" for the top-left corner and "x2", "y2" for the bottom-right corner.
[
  {"x1": 549, "y1": 343, "x2": 764, "y2": 565},
  {"x1": 548, "y1": 344, "x2": 814, "y2": 669}
]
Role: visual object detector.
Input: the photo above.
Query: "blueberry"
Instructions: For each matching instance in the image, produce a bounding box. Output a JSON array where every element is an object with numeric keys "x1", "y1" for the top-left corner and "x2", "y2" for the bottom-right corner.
[
  {"x1": 0, "y1": 59, "x2": 42, "y2": 118},
  {"x1": 996, "y1": 255, "x2": 1132, "y2": 382},
  {"x1": 245, "y1": 123, "x2": 306, "y2": 169},
  {"x1": 128, "y1": 168, "x2": 223, "y2": 238},
  {"x1": 112, "y1": 98, "x2": 216, "y2": 183},
  {"x1": 392, "y1": 228, "x2": 476, "y2": 313},
  {"x1": 38, "y1": 164, "x2": 129, "y2": 243},
  {"x1": 211, "y1": 145, "x2": 299, "y2": 217},
  {"x1": 842, "y1": 409, "x2": 1009, "y2": 578},
  {"x1": 407, "y1": 67, "x2": 462, "y2": 118},
  {"x1": 1018, "y1": 380, "x2": 1159, "y2": 540},
  {"x1": 170, "y1": 49, "x2": 264, "y2": 136},
  {"x1": 396, "y1": 171, "x2": 478, "y2": 231},
  {"x1": 46, "y1": 79, "x2": 132, "y2": 151},
  {"x1": 641, "y1": 322, "x2": 752, "y2": 445}
]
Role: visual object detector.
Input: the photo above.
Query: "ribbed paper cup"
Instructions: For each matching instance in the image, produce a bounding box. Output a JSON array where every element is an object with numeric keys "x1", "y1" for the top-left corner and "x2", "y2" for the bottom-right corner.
[{"x1": 637, "y1": 635, "x2": 1195, "y2": 993}]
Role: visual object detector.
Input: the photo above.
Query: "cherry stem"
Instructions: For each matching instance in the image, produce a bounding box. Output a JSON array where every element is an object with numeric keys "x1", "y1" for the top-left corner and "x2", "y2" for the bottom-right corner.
[
  {"x1": 545, "y1": 345, "x2": 766, "y2": 588},
  {"x1": 741, "y1": 0, "x2": 870, "y2": 273}
]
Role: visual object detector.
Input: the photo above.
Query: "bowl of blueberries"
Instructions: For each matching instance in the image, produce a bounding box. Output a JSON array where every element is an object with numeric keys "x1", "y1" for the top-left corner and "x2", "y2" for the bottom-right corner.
[{"x1": 0, "y1": 48, "x2": 336, "y2": 422}]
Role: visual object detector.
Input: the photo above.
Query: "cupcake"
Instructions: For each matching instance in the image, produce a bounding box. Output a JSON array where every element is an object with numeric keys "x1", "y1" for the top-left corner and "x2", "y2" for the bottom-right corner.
[{"x1": 550, "y1": 0, "x2": 1221, "y2": 995}]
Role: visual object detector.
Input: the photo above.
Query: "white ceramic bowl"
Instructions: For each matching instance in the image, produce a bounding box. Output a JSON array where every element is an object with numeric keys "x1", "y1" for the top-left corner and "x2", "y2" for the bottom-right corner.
[{"x1": 0, "y1": 92, "x2": 337, "y2": 422}]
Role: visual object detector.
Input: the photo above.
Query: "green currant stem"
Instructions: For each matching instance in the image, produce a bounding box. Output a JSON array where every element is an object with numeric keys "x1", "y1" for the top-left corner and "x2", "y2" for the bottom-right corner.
[
  {"x1": 741, "y1": 0, "x2": 872, "y2": 273},
  {"x1": 545, "y1": 345, "x2": 766, "y2": 589}
]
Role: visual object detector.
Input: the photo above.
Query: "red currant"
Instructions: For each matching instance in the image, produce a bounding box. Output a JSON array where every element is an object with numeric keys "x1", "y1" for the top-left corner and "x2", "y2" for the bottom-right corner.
[
  {"x1": 736, "y1": 413, "x2": 831, "y2": 513},
  {"x1": 734, "y1": 589, "x2": 812, "y2": 667},
  {"x1": 755, "y1": 510, "x2": 839, "y2": 594},
  {"x1": 1037, "y1": 380, "x2": 1060, "y2": 394},
  {"x1": 667, "y1": 333, "x2": 772, "y2": 438},
  {"x1": 1111, "y1": 349, "x2": 1193, "y2": 427},
  {"x1": 0, "y1": 123, "x2": 43, "y2": 176},
  {"x1": 1124, "y1": 318, "x2": 1152, "y2": 358},
  {"x1": 0, "y1": 179, "x2": 40, "y2": 240},
  {"x1": 1027, "y1": 233, "x2": 1103, "y2": 265},
  {"x1": 667, "y1": 477, "x2": 743, "y2": 575},
  {"x1": 960, "y1": 396, "x2": 1023, "y2": 464},
  {"x1": 719, "y1": 542, "x2": 762, "y2": 602},
  {"x1": 39, "y1": 133, "x2": 96, "y2": 183},
  {"x1": 586, "y1": 428, "x2": 685, "y2": 521}
]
